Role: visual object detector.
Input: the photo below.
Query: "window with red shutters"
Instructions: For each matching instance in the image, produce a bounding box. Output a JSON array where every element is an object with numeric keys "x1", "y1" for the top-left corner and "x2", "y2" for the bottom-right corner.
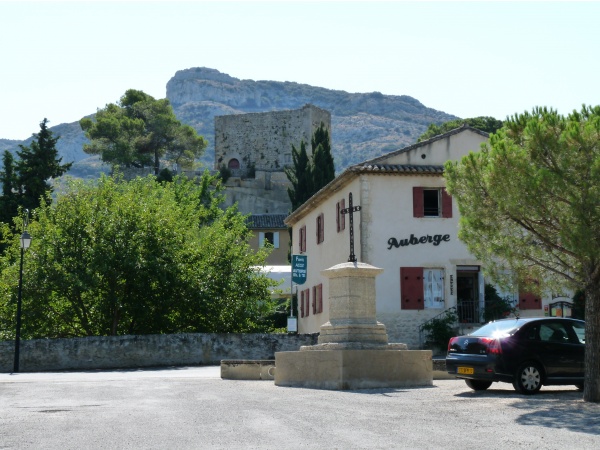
[
  {"x1": 519, "y1": 291, "x2": 542, "y2": 310},
  {"x1": 413, "y1": 187, "x2": 452, "y2": 218},
  {"x1": 299, "y1": 225, "x2": 307, "y2": 253},
  {"x1": 400, "y1": 267, "x2": 425, "y2": 310},
  {"x1": 316, "y1": 213, "x2": 324, "y2": 244}
]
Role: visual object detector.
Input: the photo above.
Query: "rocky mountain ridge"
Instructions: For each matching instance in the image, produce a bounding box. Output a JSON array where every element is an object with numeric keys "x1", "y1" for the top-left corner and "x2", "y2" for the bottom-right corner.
[{"x1": 2, "y1": 67, "x2": 458, "y2": 178}]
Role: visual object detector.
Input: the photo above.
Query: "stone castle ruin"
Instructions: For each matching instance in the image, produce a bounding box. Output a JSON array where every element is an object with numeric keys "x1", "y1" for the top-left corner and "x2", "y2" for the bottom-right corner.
[{"x1": 214, "y1": 104, "x2": 331, "y2": 214}]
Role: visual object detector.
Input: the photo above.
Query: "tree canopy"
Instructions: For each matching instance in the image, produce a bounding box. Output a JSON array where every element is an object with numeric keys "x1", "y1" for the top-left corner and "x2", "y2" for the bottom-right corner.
[
  {"x1": 444, "y1": 105, "x2": 600, "y2": 402},
  {"x1": 80, "y1": 89, "x2": 207, "y2": 175},
  {"x1": 0, "y1": 173, "x2": 277, "y2": 339},
  {"x1": 285, "y1": 122, "x2": 335, "y2": 211},
  {"x1": 0, "y1": 118, "x2": 71, "y2": 225},
  {"x1": 418, "y1": 116, "x2": 504, "y2": 142}
]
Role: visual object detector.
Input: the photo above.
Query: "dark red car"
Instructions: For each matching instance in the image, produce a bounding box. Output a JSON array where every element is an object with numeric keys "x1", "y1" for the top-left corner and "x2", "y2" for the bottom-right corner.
[{"x1": 446, "y1": 317, "x2": 585, "y2": 394}]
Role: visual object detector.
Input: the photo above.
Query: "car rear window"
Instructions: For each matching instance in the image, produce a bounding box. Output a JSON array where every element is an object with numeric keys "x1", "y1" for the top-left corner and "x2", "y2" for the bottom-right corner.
[
  {"x1": 470, "y1": 320, "x2": 523, "y2": 338},
  {"x1": 572, "y1": 321, "x2": 585, "y2": 344}
]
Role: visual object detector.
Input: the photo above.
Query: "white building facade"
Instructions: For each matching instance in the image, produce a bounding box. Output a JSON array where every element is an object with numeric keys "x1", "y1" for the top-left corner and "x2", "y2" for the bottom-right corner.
[{"x1": 285, "y1": 126, "x2": 558, "y2": 348}]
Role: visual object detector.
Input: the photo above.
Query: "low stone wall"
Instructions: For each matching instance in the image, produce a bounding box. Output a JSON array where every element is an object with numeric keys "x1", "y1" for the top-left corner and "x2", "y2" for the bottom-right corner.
[{"x1": 0, "y1": 333, "x2": 319, "y2": 373}]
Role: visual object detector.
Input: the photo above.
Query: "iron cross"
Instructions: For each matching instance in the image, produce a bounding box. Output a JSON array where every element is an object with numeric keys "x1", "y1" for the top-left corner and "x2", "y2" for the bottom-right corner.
[{"x1": 340, "y1": 192, "x2": 361, "y2": 262}]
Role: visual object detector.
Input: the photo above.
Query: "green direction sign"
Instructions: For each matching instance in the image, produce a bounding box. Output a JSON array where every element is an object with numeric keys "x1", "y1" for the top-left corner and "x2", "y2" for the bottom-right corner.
[{"x1": 292, "y1": 255, "x2": 307, "y2": 285}]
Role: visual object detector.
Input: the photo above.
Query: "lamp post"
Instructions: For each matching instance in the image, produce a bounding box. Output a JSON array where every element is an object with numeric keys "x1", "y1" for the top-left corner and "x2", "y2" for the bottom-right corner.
[{"x1": 13, "y1": 213, "x2": 32, "y2": 373}]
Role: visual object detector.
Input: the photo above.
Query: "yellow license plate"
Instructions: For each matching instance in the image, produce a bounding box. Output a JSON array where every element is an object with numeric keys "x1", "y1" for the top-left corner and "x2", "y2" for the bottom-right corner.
[{"x1": 457, "y1": 367, "x2": 474, "y2": 375}]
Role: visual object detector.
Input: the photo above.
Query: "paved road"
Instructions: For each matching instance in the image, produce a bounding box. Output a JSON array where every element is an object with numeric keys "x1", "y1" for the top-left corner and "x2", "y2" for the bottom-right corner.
[{"x1": 1, "y1": 366, "x2": 599, "y2": 449}]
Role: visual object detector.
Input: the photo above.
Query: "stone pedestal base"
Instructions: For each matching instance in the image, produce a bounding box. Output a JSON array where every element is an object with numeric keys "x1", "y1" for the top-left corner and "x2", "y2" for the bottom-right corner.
[{"x1": 274, "y1": 349, "x2": 433, "y2": 390}]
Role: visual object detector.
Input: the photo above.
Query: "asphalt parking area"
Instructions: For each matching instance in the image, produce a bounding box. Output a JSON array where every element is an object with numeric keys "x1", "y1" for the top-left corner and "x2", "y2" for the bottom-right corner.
[{"x1": 1, "y1": 366, "x2": 599, "y2": 449}]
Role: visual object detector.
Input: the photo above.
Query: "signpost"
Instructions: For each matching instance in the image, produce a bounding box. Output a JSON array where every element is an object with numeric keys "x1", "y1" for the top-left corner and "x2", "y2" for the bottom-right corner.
[{"x1": 288, "y1": 255, "x2": 307, "y2": 333}]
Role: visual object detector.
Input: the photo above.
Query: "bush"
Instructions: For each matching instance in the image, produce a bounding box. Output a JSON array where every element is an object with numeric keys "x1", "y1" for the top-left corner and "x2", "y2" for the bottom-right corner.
[
  {"x1": 421, "y1": 309, "x2": 458, "y2": 352},
  {"x1": 484, "y1": 284, "x2": 517, "y2": 322}
]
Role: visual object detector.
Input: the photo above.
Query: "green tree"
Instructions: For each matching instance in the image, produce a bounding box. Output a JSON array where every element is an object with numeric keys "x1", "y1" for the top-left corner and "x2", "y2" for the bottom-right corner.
[
  {"x1": 444, "y1": 105, "x2": 600, "y2": 402},
  {"x1": 80, "y1": 89, "x2": 207, "y2": 175},
  {"x1": 418, "y1": 116, "x2": 504, "y2": 142},
  {"x1": 15, "y1": 118, "x2": 72, "y2": 211},
  {"x1": 311, "y1": 122, "x2": 335, "y2": 191},
  {"x1": 285, "y1": 140, "x2": 312, "y2": 211},
  {"x1": 285, "y1": 123, "x2": 335, "y2": 211},
  {"x1": 0, "y1": 151, "x2": 18, "y2": 224},
  {"x1": 0, "y1": 173, "x2": 277, "y2": 338}
]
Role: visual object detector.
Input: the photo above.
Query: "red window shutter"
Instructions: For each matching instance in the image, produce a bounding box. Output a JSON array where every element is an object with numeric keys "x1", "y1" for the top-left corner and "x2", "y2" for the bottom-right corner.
[
  {"x1": 413, "y1": 187, "x2": 424, "y2": 218},
  {"x1": 341, "y1": 199, "x2": 345, "y2": 230},
  {"x1": 441, "y1": 188, "x2": 453, "y2": 218},
  {"x1": 300, "y1": 290, "x2": 305, "y2": 318},
  {"x1": 336, "y1": 202, "x2": 340, "y2": 232},
  {"x1": 320, "y1": 214, "x2": 324, "y2": 242},
  {"x1": 400, "y1": 267, "x2": 424, "y2": 310},
  {"x1": 299, "y1": 225, "x2": 306, "y2": 253},
  {"x1": 318, "y1": 284, "x2": 323, "y2": 313},
  {"x1": 312, "y1": 286, "x2": 316, "y2": 314},
  {"x1": 316, "y1": 216, "x2": 320, "y2": 243},
  {"x1": 519, "y1": 291, "x2": 541, "y2": 310},
  {"x1": 305, "y1": 289, "x2": 310, "y2": 316},
  {"x1": 302, "y1": 226, "x2": 306, "y2": 252}
]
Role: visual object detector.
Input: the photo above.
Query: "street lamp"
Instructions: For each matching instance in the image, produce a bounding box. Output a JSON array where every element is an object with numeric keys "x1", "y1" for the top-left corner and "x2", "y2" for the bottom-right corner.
[{"x1": 13, "y1": 213, "x2": 32, "y2": 373}]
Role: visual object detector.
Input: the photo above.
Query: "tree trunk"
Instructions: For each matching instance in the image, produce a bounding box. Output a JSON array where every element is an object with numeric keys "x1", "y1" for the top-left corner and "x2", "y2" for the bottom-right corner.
[{"x1": 584, "y1": 275, "x2": 600, "y2": 402}]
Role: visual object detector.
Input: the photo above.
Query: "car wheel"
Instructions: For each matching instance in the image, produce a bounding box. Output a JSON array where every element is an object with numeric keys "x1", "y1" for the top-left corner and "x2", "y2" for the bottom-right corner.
[
  {"x1": 465, "y1": 379, "x2": 493, "y2": 391},
  {"x1": 513, "y1": 362, "x2": 543, "y2": 395}
]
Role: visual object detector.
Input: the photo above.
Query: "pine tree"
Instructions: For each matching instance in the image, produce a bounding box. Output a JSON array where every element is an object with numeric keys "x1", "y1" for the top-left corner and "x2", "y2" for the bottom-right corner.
[{"x1": 16, "y1": 118, "x2": 72, "y2": 211}]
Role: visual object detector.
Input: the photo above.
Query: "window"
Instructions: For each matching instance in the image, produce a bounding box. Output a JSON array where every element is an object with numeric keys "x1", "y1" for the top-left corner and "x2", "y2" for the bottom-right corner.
[
  {"x1": 259, "y1": 231, "x2": 279, "y2": 248},
  {"x1": 400, "y1": 267, "x2": 445, "y2": 310},
  {"x1": 300, "y1": 289, "x2": 310, "y2": 318},
  {"x1": 423, "y1": 269, "x2": 445, "y2": 309},
  {"x1": 336, "y1": 199, "x2": 346, "y2": 232},
  {"x1": 316, "y1": 213, "x2": 324, "y2": 244},
  {"x1": 312, "y1": 284, "x2": 323, "y2": 314},
  {"x1": 228, "y1": 158, "x2": 240, "y2": 169},
  {"x1": 299, "y1": 225, "x2": 307, "y2": 253},
  {"x1": 413, "y1": 187, "x2": 452, "y2": 218}
]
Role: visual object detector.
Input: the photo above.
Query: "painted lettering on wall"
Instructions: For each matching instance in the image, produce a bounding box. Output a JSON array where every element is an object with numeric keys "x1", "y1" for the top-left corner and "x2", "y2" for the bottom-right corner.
[{"x1": 387, "y1": 233, "x2": 450, "y2": 250}]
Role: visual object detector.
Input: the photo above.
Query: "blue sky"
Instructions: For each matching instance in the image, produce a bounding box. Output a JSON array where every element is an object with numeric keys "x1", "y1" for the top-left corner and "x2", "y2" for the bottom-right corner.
[{"x1": 1, "y1": 1, "x2": 599, "y2": 140}]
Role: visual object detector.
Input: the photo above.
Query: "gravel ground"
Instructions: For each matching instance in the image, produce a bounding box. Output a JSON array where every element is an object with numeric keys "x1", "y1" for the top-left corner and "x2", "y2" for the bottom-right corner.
[{"x1": 1, "y1": 366, "x2": 599, "y2": 449}]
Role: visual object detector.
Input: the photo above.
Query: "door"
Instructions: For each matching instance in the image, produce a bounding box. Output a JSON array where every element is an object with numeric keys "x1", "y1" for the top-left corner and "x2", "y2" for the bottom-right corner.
[{"x1": 457, "y1": 271, "x2": 479, "y2": 323}]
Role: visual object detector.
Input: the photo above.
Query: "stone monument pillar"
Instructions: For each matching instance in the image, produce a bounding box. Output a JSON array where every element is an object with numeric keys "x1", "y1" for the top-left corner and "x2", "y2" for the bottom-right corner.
[{"x1": 274, "y1": 262, "x2": 432, "y2": 390}]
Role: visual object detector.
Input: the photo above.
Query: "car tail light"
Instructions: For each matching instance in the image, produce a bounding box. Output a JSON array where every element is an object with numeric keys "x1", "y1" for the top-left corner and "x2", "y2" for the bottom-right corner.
[
  {"x1": 480, "y1": 338, "x2": 502, "y2": 355},
  {"x1": 448, "y1": 337, "x2": 458, "y2": 352}
]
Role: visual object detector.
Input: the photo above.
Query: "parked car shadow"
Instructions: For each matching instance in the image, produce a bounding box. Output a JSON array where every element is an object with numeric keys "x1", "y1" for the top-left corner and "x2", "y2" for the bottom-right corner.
[{"x1": 456, "y1": 388, "x2": 600, "y2": 436}]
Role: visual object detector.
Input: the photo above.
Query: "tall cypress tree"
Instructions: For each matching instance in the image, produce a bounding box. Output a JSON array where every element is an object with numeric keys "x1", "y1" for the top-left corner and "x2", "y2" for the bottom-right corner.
[
  {"x1": 16, "y1": 118, "x2": 72, "y2": 211},
  {"x1": 311, "y1": 122, "x2": 335, "y2": 189},
  {"x1": 0, "y1": 150, "x2": 18, "y2": 224},
  {"x1": 311, "y1": 122, "x2": 335, "y2": 192},
  {"x1": 284, "y1": 140, "x2": 312, "y2": 211},
  {"x1": 285, "y1": 123, "x2": 335, "y2": 212}
]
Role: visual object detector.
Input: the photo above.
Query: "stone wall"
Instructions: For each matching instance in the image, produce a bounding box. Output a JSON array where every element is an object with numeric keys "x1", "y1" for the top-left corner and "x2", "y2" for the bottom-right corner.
[
  {"x1": 0, "y1": 333, "x2": 318, "y2": 373},
  {"x1": 214, "y1": 104, "x2": 331, "y2": 174}
]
